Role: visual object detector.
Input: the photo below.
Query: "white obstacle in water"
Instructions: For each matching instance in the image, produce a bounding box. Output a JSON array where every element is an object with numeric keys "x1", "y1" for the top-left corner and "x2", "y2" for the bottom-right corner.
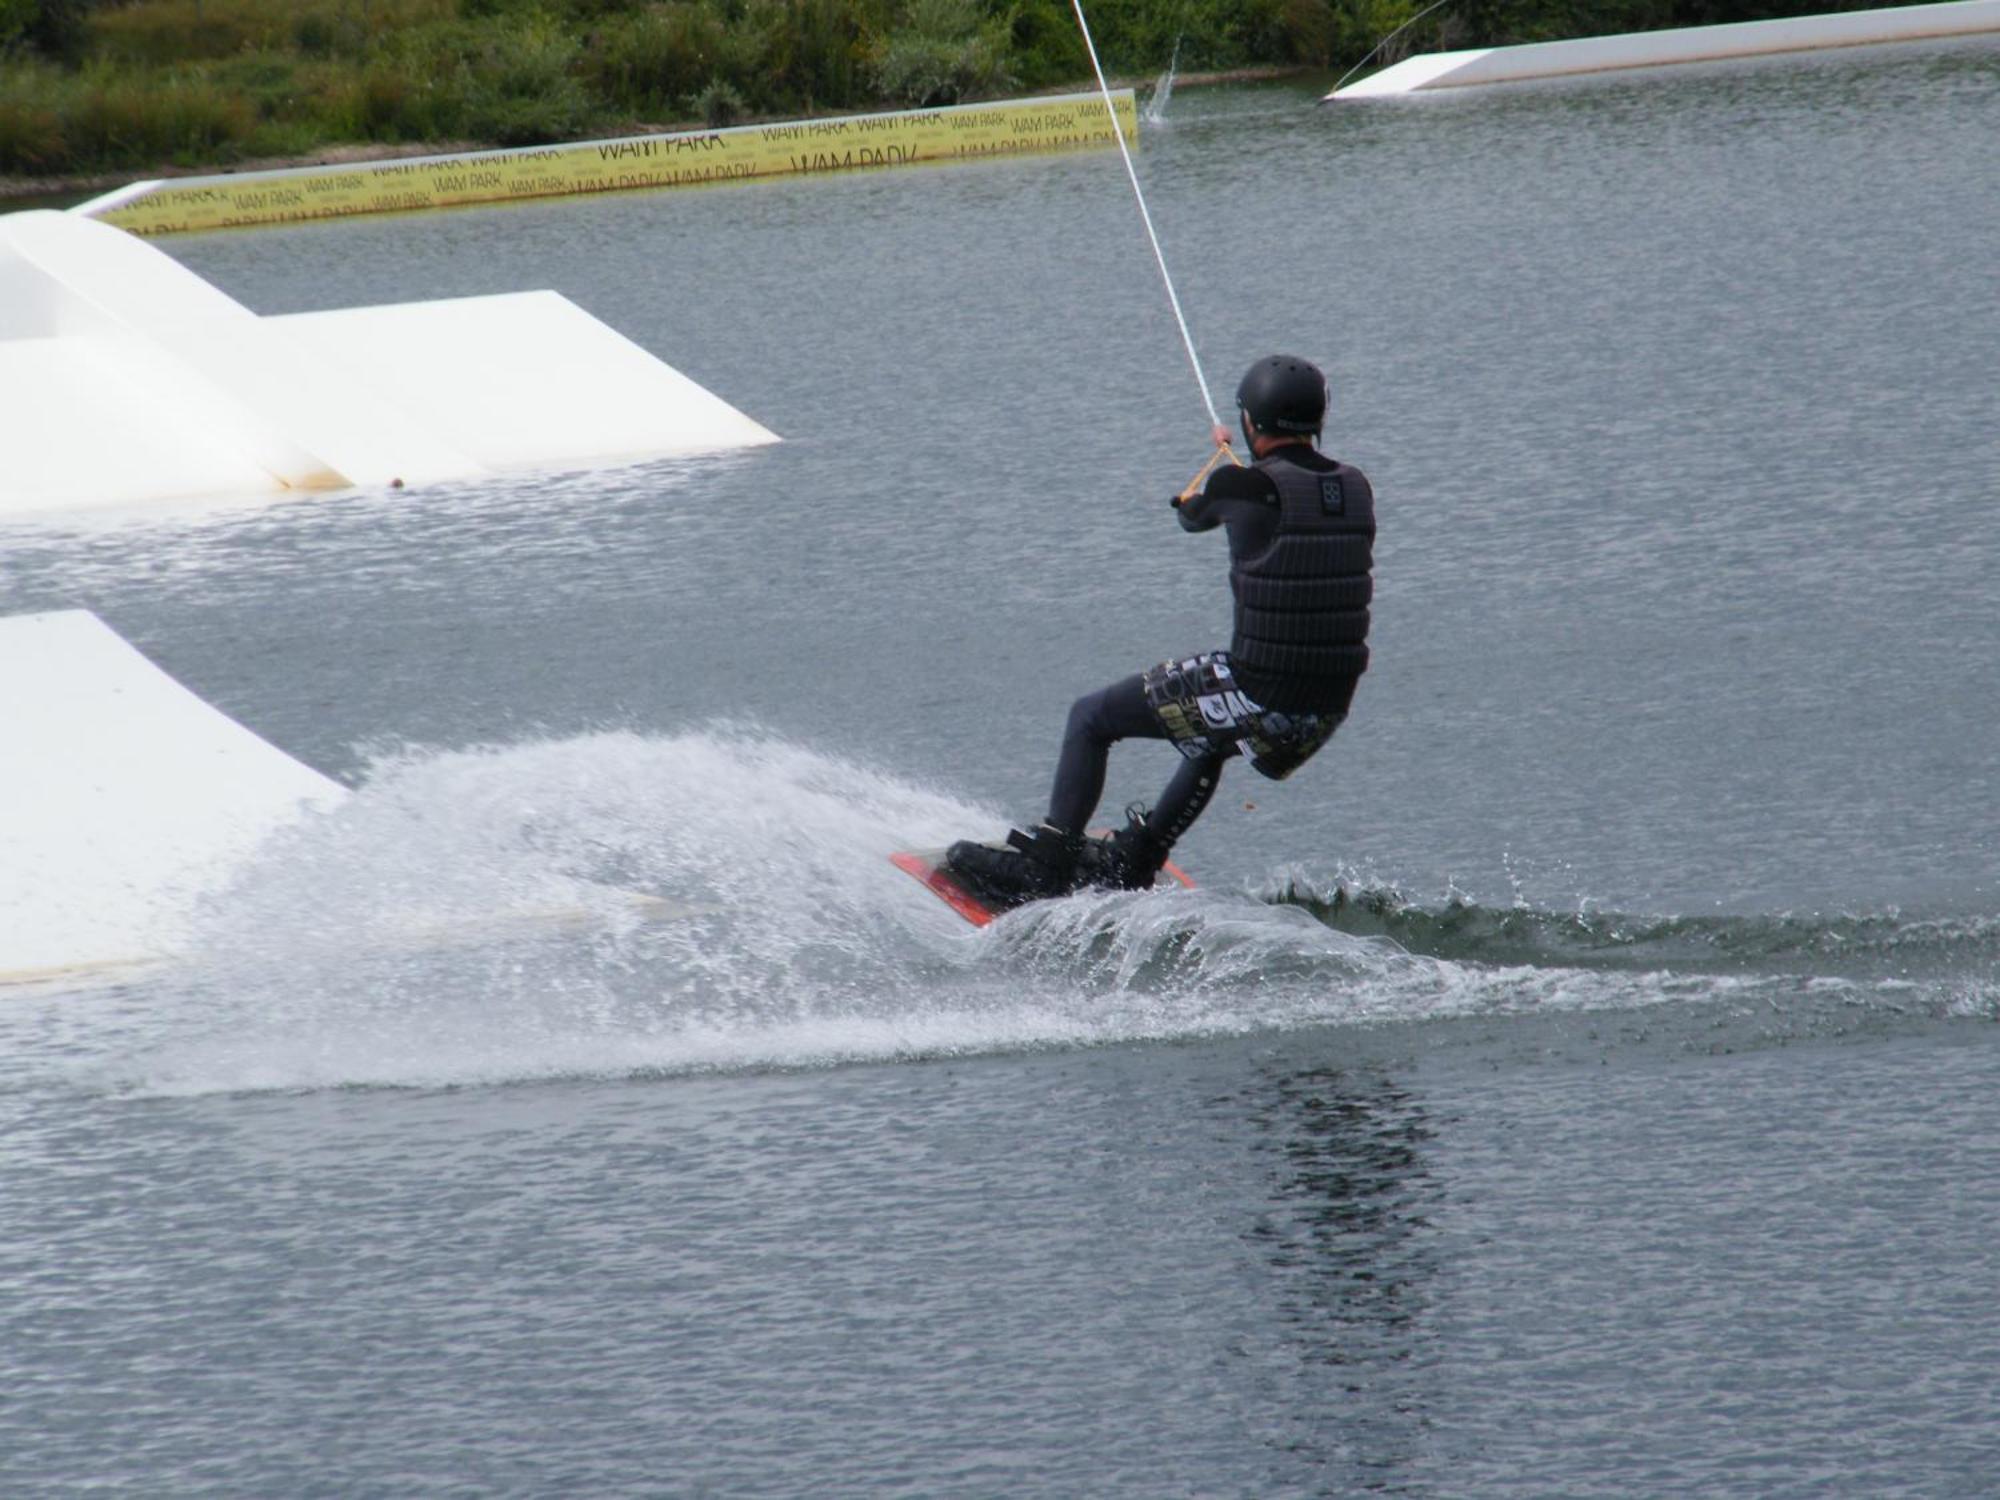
[
  {"x1": 1329, "y1": 0, "x2": 2000, "y2": 98},
  {"x1": 0, "y1": 609, "x2": 691, "y2": 987},
  {"x1": 0, "y1": 209, "x2": 778, "y2": 517},
  {"x1": 0, "y1": 610, "x2": 349, "y2": 985}
]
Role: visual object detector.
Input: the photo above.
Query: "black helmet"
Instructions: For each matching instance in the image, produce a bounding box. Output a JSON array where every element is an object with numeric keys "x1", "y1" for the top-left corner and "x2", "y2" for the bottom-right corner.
[{"x1": 1236, "y1": 354, "x2": 1326, "y2": 436}]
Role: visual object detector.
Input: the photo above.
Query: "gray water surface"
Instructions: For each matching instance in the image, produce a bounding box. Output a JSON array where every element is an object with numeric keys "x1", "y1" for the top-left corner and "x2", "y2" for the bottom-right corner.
[{"x1": 3, "y1": 36, "x2": 1998, "y2": 1497}]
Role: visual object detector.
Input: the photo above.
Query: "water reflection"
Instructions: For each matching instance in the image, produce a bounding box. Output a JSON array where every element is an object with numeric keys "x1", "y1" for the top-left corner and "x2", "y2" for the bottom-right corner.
[{"x1": 1238, "y1": 1060, "x2": 1439, "y2": 1491}]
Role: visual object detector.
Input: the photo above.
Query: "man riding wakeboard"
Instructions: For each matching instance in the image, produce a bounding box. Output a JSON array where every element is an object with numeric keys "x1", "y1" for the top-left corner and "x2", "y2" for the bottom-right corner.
[{"x1": 945, "y1": 353, "x2": 1376, "y2": 906}]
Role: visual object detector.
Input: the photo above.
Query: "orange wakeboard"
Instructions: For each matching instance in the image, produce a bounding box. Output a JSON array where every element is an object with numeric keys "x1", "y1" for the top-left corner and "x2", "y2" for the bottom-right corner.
[{"x1": 889, "y1": 838, "x2": 1194, "y2": 928}]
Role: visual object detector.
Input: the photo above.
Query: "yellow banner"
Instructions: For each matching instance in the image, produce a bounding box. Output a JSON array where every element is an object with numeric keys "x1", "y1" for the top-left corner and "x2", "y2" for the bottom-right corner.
[{"x1": 90, "y1": 91, "x2": 1139, "y2": 236}]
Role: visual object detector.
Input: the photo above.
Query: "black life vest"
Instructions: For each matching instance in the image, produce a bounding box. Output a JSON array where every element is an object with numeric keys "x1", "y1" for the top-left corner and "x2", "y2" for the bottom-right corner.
[{"x1": 1228, "y1": 452, "x2": 1375, "y2": 714}]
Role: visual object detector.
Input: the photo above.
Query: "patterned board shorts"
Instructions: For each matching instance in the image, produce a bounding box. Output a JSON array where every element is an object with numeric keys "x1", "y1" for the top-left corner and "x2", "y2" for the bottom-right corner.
[{"x1": 1140, "y1": 652, "x2": 1343, "y2": 781}]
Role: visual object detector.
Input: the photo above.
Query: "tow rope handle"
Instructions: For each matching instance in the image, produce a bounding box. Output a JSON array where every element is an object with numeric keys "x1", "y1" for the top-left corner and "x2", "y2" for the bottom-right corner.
[{"x1": 1177, "y1": 435, "x2": 1244, "y2": 502}]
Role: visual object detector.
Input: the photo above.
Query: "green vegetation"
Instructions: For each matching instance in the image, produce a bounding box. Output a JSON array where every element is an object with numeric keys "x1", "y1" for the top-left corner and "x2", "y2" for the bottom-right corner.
[{"x1": 0, "y1": 0, "x2": 1937, "y2": 181}]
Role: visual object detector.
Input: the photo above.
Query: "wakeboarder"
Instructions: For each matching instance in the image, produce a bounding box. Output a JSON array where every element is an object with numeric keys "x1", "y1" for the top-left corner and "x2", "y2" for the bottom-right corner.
[{"x1": 942, "y1": 353, "x2": 1376, "y2": 907}]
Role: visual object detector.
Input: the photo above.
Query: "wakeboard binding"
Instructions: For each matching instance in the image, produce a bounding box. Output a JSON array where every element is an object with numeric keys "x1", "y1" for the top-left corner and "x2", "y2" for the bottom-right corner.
[
  {"x1": 944, "y1": 823, "x2": 1084, "y2": 910},
  {"x1": 1078, "y1": 804, "x2": 1173, "y2": 891},
  {"x1": 944, "y1": 806, "x2": 1173, "y2": 911}
]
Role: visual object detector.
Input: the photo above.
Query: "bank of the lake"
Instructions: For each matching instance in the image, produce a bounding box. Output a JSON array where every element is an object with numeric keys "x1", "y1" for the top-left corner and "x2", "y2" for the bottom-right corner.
[{"x1": 0, "y1": 0, "x2": 1958, "y2": 185}]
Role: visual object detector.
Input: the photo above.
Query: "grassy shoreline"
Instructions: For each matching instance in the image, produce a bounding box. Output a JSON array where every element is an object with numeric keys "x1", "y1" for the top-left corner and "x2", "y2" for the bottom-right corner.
[
  {"x1": 0, "y1": 65, "x2": 1305, "y2": 204},
  {"x1": 0, "y1": 0, "x2": 1934, "y2": 191},
  {"x1": 4, "y1": 0, "x2": 1344, "y2": 187}
]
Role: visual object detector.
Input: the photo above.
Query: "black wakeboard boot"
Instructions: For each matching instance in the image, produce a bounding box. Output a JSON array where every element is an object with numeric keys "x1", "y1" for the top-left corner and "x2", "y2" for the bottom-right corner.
[
  {"x1": 1078, "y1": 804, "x2": 1174, "y2": 891},
  {"x1": 945, "y1": 824, "x2": 1084, "y2": 908}
]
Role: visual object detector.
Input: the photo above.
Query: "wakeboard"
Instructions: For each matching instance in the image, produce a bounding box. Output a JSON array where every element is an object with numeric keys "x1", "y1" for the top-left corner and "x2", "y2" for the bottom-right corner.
[{"x1": 890, "y1": 836, "x2": 1195, "y2": 928}]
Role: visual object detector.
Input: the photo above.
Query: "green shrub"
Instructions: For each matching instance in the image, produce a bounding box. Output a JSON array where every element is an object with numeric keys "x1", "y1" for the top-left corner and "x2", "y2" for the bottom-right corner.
[
  {"x1": 1, "y1": 0, "x2": 37, "y2": 54},
  {"x1": 691, "y1": 76, "x2": 744, "y2": 125},
  {"x1": 738, "y1": 0, "x2": 882, "y2": 112},
  {"x1": 89, "y1": 0, "x2": 455, "y2": 67},
  {"x1": 7, "y1": 0, "x2": 90, "y2": 63},
  {"x1": 580, "y1": 4, "x2": 731, "y2": 119},
  {"x1": 1449, "y1": 0, "x2": 1677, "y2": 46},
  {"x1": 292, "y1": 12, "x2": 342, "y2": 58},
  {"x1": 88, "y1": 0, "x2": 293, "y2": 64},
  {"x1": 462, "y1": 86, "x2": 595, "y2": 145},
  {"x1": 482, "y1": 13, "x2": 584, "y2": 101},
  {"x1": 241, "y1": 117, "x2": 325, "y2": 159},
  {"x1": 61, "y1": 65, "x2": 258, "y2": 168},
  {"x1": 0, "y1": 65, "x2": 69, "y2": 174},
  {"x1": 1329, "y1": 0, "x2": 1416, "y2": 62},
  {"x1": 351, "y1": 58, "x2": 462, "y2": 139},
  {"x1": 871, "y1": 0, "x2": 1013, "y2": 106},
  {"x1": 1065, "y1": 0, "x2": 1186, "y2": 66},
  {"x1": 1007, "y1": 0, "x2": 1088, "y2": 89}
]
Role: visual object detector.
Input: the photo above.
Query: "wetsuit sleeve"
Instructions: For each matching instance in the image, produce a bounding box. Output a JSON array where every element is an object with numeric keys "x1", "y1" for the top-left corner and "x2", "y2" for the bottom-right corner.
[{"x1": 1176, "y1": 462, "x2": 1275, "y2": 533}]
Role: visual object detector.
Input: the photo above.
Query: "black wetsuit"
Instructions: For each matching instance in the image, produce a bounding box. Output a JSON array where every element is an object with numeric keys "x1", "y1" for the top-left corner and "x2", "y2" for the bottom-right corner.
[{"x1": 1046, "y1": 444, "x2": 1374, "y2": 845}]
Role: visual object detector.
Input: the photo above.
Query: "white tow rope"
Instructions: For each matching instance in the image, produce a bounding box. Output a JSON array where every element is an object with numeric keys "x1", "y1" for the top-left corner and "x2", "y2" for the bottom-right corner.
[{"x1": 1070, "y1": 0, "x2": 1224, "y2": 434}]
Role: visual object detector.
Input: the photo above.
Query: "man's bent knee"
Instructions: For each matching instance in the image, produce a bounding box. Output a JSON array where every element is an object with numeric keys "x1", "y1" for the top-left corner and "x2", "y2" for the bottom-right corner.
[
  {"x1": 1064, "y1": 692, "x2": 1106, "y2": 745},
  {"x1": 1064, "y1": 682, "x2": 1129, "y2": 747}
]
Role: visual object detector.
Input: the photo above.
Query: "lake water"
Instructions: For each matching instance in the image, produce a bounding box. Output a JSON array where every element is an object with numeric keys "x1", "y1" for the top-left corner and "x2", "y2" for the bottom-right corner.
[{"x1": 4, "y1": 35, "x2": 1998, "y2": 1496}]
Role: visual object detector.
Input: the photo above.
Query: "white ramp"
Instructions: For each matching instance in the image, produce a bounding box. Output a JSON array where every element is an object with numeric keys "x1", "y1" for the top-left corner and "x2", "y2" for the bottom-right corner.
[
  {"x1": 0, "y1": 210, "x2": 778, "y2": 518},
  {"x1": 272, "y1": 293, "x2": 777, "y2": 470},
  {"x1": 0, "y1": 336, "x2": 295, "y2": 510},
  {"x1": 0, "y1": 611, "x2": 348, "y2": 984},
  {"x1": 1330, "y1": 0, "x2": 2000, "y2": 97}
]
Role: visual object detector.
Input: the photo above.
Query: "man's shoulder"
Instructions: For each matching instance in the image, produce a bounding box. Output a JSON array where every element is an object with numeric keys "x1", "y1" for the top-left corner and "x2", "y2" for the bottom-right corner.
[
  {"x1": 1202, "y1": 461, "x2": 1279, "y2": 504},
  {"x1": 1266, "y1": 446, "x2": 1343, "y2": 475}
]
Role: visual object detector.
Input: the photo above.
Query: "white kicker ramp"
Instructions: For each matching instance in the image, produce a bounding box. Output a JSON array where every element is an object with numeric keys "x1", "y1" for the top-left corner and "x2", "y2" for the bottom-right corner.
[
  {"x1": 1331, "y1": 0, "x2": 2000, "y2": 97},
  {"x1": 0, "y1": 209, "x2": 778, "y2": 518},
  {"x1": 0, "y1": 610, "x2": 348, "y2": 984}
]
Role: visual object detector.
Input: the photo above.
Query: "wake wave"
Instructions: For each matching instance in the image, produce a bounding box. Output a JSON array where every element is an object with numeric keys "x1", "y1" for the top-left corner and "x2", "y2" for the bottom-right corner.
[
  {"x1": 1270, "y1": 877, "x2": 2000, "y2": 979},
  {"x1": 28, "y1": 729, "x2": 1987, "y2": 1097}
]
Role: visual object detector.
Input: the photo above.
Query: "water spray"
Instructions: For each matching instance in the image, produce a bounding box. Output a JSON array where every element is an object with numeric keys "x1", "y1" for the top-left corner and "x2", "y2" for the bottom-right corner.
[{"x1": 1143, "y1": 35, "x2": 1184, "y2": 124}]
